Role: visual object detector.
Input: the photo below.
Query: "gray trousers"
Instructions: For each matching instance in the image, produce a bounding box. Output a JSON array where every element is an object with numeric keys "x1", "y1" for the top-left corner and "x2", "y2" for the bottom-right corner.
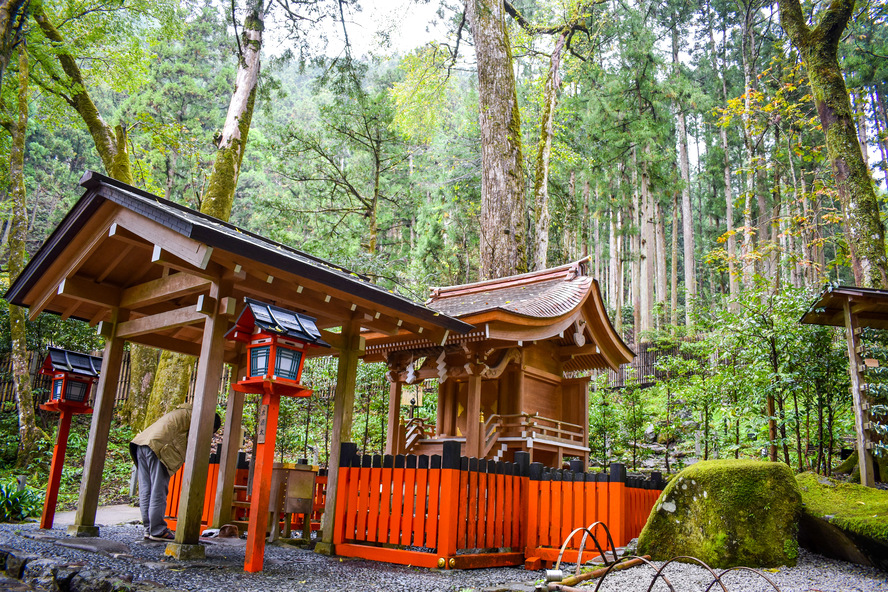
[{"x1": 135, "y1": 445, "x2": 171, "y2": 536}]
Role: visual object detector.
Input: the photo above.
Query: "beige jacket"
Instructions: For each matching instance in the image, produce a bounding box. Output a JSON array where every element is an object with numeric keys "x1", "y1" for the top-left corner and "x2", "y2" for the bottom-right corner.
[{"x1": 131, "y1": 403, "x2": 192, "y2": 474}]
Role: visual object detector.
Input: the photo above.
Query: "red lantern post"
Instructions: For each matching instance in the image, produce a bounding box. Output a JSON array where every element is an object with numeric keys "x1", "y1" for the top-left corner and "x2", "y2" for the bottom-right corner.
[
  {"x1": 225, "y1": 298, "x2": 329, "y2": 572},
  {"x1": 38, "y1": 348, "x2": 100, "y2": 529}
]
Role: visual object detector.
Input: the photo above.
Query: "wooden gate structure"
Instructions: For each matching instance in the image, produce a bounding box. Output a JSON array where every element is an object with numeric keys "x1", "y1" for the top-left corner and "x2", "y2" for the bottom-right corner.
[{"x1": 331, "y1": 441, "x2": 664, "y2": 569}]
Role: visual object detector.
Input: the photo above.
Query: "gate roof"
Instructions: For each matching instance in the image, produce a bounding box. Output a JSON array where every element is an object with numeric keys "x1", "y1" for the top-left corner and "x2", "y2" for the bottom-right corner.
[{"x1": 5, "y1": 171, "x2": 471, "y2": 359}]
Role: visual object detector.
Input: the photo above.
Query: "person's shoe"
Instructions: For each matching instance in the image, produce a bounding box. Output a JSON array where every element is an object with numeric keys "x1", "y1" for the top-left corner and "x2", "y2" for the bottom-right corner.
[{"x1": 148, "y1": 529, "x2": 175, "y2": 541}]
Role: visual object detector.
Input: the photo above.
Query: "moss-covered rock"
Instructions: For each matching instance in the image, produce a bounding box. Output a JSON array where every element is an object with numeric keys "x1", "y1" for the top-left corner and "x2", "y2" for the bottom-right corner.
[
  {"x1": 636, "y1": 459, "x2": 800, "y2": 568},
  {"x1": 833, "y1": 451, "x2": 888, "y2": 484},
  {"x1": 796, "y1": 472, "x2": 888, "y2": 571}
]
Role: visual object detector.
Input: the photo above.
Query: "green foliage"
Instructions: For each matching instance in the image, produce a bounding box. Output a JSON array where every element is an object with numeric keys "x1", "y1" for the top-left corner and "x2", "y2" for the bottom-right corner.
[{"x1": 0, "y1": 479, "x2": 43, "y2": 523}]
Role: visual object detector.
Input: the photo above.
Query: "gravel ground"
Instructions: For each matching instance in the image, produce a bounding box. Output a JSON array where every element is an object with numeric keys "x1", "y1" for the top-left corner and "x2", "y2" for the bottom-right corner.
[{"x1": 0, "y1": 521, "x2": 886, "y2": 592}]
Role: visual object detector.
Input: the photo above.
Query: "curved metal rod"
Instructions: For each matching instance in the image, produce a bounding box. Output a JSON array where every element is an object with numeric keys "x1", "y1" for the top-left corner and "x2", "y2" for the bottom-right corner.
[
  {"x1": 704, "y1": 566, "x2": 783, "y2": 592},
  {"x1": 553, "y1": 521, "x2": 618, "y2": 575},
  {"x1": 592, "y1": 555, "x2": 675, "y2": 592},
  {"x1": 647, "y1": 556, "x2": 728, "y2": 592}
]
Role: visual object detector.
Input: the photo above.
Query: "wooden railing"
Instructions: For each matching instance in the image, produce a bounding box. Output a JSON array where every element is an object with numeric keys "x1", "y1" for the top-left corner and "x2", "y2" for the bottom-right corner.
[
  {"x1": 404, "y1": 417, "x2": 435, "y2": 452},
  {"x1": 481, "y1": 413, "x2": 585, "y2": 458}
]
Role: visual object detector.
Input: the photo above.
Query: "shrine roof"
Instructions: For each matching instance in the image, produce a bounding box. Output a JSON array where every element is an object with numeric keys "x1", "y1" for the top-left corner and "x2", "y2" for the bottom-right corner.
[
  {"x1": 364, "y1": 260, "x2": 634, "y2": 372},
  {"x1": 42, "y1": 347, "x2": 102, "y2": 377},
  {"x1": 428, "y1": 262, "x2": 592, "y2": 320},
  {"x1": 801, "y1": 284, "x2": 888, "y2": 330},
  {"x1": 4, "y1": 172, "x2": 470, "y2": 360}
]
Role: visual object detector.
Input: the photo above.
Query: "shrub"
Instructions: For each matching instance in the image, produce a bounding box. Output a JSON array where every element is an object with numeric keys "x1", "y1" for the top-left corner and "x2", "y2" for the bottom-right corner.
[{"x1": 0, "y1": 480, "x2": 43, "y2": 522}]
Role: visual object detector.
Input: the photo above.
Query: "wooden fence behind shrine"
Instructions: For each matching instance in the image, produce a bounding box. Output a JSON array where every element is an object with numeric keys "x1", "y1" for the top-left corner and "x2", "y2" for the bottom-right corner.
[{"x1": 331, "y1": 441, "x2": 664, "y2": 569}]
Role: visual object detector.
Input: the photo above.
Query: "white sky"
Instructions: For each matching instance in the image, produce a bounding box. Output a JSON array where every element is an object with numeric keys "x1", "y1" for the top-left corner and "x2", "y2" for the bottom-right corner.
[{"x1": 263, "y1": 0, "x2": 453, "y2": 59}]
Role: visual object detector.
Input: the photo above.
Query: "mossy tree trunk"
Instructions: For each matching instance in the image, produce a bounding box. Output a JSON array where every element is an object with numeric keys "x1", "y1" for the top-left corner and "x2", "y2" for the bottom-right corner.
[
  {"x1": 119, "y1": 345, "x2": 160, "y2": 430},
  {"x1": 32, "y1": 1, "x2": 133, "y2": 184},
  {"x1": 6, "y1": 43, "x2": 50, "y2": 468},
  {"x1": 466, "y1": 0, "x2": 527, "y2": 280},
  {"x1": 778, "y1": 0, "x2": 888, "y2": 288},
  {"x1": 0, "y1": 0, "x2": 28, "y2": 80},
  {"x1": 141, "y1": 4, "x2": 265, "y2": 426},
  {"x1": 32, "y1": 1, "x2": 155, "y2": 428}
]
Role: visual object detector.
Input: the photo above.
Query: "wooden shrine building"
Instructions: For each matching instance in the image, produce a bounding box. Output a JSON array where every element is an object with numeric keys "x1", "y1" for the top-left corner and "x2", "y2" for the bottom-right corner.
[
  {"x1": 5, "y1": 172, "x2": 471, "y2": 566},
  {"x1": 365, "y1": 261, "x2": 634, "y2": 468}
]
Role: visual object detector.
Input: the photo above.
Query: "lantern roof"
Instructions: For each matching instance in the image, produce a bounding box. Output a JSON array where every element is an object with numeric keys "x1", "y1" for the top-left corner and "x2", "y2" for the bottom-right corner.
[
  {"x1": 226, "y1": 298, "x2": 331, "y2": 347},
  {"x1": 41, "y1": 347, "x2": 102, "y2": 377}
]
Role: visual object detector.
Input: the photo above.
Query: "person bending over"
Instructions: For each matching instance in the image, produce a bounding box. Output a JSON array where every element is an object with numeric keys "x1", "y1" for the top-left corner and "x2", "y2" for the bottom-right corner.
[{"x1": 129, "y1": 403, "x2": 221, "y2": 541}]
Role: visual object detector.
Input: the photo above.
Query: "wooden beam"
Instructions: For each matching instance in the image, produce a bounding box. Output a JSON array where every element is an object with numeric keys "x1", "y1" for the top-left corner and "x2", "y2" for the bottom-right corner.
[
  {"x1": 116, "y1": 306, "x2": 205, "y2": 339},
  {"x1": 213, "y1": 360, "x2": 244, "y2": 528},
  {"x1": 95, "y1": 244, "x2": 134, "y2": 283},
  {"x1": 120, "y1": 273, "x2": 211, "y2": 310},
  {"x1": 125, "y1": 333, "x2": 203, "y2": 357},
  {"x1": 114, "y1": 209, "x2": 213, "y2": 270},
  {"x1": 27, "y1": 219, "x2": 118, "y2": 321},
  {"x1": 57, "y1": 276, "x2": 120, "y2": 308}
]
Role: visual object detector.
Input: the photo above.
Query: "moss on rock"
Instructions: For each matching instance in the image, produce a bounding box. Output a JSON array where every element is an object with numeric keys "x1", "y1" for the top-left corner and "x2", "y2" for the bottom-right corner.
[
  {"x1": 796, "y1": 471, "x2": 888, "y2": 543},
  {"x1": 636, "y1": 459, "x2": 801, "y2": 568}
]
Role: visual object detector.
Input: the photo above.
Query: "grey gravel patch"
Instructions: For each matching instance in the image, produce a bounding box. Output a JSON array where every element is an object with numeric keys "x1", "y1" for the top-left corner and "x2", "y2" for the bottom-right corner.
[
  {"x1": 55, "y1": 537, "x2": 133, "y2": 557},
  {"x1": 1, "y1": 522, "x2": 886, "y2": 592}
]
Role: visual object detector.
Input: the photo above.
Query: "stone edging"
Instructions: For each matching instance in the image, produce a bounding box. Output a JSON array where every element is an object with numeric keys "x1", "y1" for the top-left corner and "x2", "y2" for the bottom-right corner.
[{"x1": 0, "y1": 546, "x2": 183, "y2": 592}]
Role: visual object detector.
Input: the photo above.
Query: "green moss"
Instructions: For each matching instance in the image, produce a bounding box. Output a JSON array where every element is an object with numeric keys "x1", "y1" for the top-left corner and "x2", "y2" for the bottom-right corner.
[
  {"x1": 637, "y1": 459, "x2": 801, "y2": 568},
  {"x1": 795, "y1": 472, "x2": 888, "y2": 543}
]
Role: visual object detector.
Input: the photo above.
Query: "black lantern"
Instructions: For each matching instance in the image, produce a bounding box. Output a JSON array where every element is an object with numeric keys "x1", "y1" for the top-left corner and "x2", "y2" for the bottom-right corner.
[
  {"x1": 226, "y1": 298, "x2": 330, "y2": 397},
  {"x1": 39, "y1": 347, "x2": 101, "y2": 413}
]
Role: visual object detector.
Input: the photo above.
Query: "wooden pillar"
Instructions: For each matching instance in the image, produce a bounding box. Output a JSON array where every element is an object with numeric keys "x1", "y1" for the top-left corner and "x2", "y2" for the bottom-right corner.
[
  {"x1": 466, "y1": 365, "x2": 483, "y2": 458},
  {"x1": 844, "y1": 300, "x2": 876, "y2": 488},
  {"x1": 436, "y1": 381, "x2": 448, "y2": 436},
  {"x1": 385, "y1": 378, "x2": 402, "y2": 455},
  {"x1": 213, "y1": 362, "x2": 243, "y2": 528},
  {"x1": 68, "y1": 308, "x2": 127, "y2": 537},
  {"x1": 317, "y1": 320, "x2": 364, "y2": 554},
  {"x1": 166, "y1": 283, "x2": 230, "y2": 559}
]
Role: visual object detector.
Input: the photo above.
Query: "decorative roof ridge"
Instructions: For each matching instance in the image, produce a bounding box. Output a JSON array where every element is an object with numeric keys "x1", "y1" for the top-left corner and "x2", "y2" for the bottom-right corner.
[{"x1": 428, "y1": 257, "x2": 591, "y2": 303}]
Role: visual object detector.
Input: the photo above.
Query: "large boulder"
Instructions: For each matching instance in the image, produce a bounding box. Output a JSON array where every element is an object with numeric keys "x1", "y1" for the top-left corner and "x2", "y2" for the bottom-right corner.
[
  {"x1": 796, "y1": 472, "x2": 888, "y2": 571},
  {"x1": 637, "y1": 459, "x2": 801, "y2": 568}
]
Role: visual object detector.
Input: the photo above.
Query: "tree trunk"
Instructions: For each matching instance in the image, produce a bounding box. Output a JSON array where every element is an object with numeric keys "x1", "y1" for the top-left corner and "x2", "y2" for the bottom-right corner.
[
  {"x1": 871, "y1": 90, "x2": 888, "y2": 189},
  {"x1": 142, "y1": 4, "x2": 266, "y2": 426},
  {"x1": 467, "y1": 0, "x2": 527, "y2": 279},
  {"x1": 532, "y1": 28, "x2": 568, "y2": 270},
  {"x1": 739, "y1": 0, "x2": 761, "y2": 288},
  {"x1": 33, "y1": 4, "x2": 133, "y2": 183},
  {"x1": 201, "y1": 7, "x2": 263, "y2": 221},
  {"x1": 673, "y1": 25, "x2": 696, "y2": 323},
  {"x1": 655, "y1": 200, "x2": 667, "y2": 328},
  {"x1": 7, "y1": 45, "x2": 49, "y2": 468},
  {"x1": 671, "y1": 191, "x2": 679, "y2": 326},
  {"x1": 778, "y1": 0, "x2": 888, "y2": 288}
]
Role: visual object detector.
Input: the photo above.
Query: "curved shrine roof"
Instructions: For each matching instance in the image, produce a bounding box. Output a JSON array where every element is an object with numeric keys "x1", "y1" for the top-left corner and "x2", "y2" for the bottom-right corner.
[{"x1": 365, "y1": 260, "x2": 634, "y2": 372}]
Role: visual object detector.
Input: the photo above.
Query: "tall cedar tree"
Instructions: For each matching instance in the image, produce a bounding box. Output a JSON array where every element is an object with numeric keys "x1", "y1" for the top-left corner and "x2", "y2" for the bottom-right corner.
[
  {"x1": 778, "y1": 0, "x2": 888, "y2": 288},
  {"x1": 466, "y1": 0, "x2": 527, "y2": 279}
]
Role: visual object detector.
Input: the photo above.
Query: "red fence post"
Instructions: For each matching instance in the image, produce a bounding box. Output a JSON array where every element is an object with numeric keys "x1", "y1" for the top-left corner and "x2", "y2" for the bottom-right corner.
[
  {"x1": 607, "y1": 463, "x2": 627, "y2": 547},
  {"x1": 332, "y1": 442, "x2": 357, "y2": 547},
  {"x1": 436, "y1": 440, "x2": 461, "y2": 567}
]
